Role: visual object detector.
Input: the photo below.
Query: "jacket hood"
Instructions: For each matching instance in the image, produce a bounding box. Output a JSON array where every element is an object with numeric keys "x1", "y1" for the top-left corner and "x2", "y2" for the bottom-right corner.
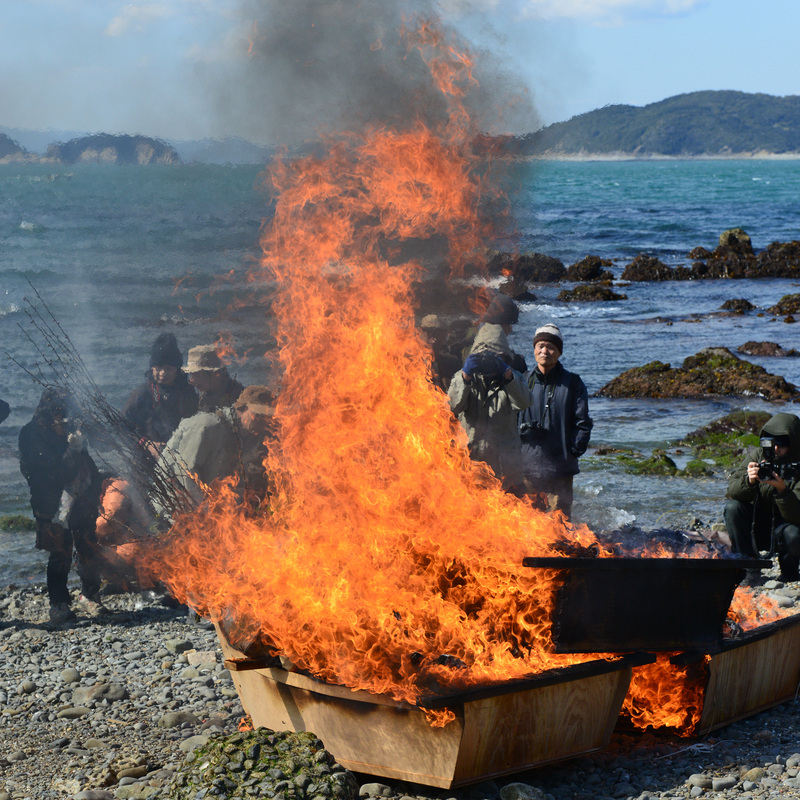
[
  {"x1": 760, "y1": 412, "x2": 800, "y2": 461},
  {"x1": 470, "y1": 323, "x2": 510, "y2": 357}
]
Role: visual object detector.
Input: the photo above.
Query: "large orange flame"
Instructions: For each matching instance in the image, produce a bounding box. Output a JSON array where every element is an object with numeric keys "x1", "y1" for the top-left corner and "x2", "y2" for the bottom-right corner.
[
  {"x1": 145, "y1": 17, "x2": 787, "y2": 723},
  {"x1": 149, "y1": 18, "x2": 605, "y2": 712}
]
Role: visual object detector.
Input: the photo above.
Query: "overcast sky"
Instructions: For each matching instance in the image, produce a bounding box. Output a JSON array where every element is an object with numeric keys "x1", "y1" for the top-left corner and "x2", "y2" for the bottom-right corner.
[{"x1": 1, "y1": 0, "x2": 798, "y2": 145}]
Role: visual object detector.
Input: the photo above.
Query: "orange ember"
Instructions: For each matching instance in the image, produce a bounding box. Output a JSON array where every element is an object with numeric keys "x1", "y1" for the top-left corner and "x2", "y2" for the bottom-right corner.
[
  {"x1": 622, "y1": 653, "x2": 709, "y2": 737},
  {"x1": 728, "y1": 585, "x2": 791, "y2": 631}
]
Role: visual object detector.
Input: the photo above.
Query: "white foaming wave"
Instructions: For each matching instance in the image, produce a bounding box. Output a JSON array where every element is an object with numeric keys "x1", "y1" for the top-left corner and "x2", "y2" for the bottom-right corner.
[{"x1": 18, "y1": 221, "x2": 44, "y2": 232}]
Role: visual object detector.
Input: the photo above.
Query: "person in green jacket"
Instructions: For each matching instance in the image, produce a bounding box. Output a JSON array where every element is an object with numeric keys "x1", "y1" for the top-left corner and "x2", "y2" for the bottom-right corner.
[{"x1": 724, "y1": 412, "x2": 800, "y2": 581}]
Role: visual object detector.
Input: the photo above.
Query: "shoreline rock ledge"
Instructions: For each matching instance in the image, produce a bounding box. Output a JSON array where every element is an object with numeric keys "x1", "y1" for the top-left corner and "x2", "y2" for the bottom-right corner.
[{"x1": 595, "y1": 347, "x2": 800, "y2": 401}]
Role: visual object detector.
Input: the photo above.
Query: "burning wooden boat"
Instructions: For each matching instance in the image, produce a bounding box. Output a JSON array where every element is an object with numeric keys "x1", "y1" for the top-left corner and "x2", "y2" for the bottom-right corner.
[
  {"x1": 675, "y1": 611, "x2": 800, "y2": 735},
  {"x1": 522, "y1": 556, "x2": 770, "y2": 652},
  {"x1": 216, "y1": 624, "x2": 652, "y2": 789}
]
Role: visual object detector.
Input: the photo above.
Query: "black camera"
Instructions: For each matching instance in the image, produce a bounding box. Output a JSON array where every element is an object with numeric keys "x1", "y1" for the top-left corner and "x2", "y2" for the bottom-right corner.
[
  {"x1": 757, "y1": 435, "x2": 799, "y2": 481},
  {"x1": 520, "y1": 420, "x2": 546, "y2": 444}
]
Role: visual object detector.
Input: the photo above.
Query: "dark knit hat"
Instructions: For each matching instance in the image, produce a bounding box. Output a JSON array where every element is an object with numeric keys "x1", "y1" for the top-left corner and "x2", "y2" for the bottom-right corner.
[
  {"x1": 481, "y1": 293, "x2": 519, "y2": 326},
  {"x1": 533, "y1": 323, "x2": 563, "y2": 353},
  {"x1": 150, "y1": 333, "x2": 183, "y2": 368},
  {"x1": 35, "y1": 386, "x2": 71, "y2": 421}
]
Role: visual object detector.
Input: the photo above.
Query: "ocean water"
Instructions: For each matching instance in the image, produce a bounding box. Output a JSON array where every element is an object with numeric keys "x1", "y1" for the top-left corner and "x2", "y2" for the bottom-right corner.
[{"x1": 1, "y1": 158, "x2": 800, "y2": 583}]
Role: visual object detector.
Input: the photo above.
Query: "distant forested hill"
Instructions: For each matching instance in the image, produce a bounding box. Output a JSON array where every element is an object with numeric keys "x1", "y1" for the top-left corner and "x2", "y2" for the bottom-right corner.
[
  {"x1": 514, "y1": 91, "x2": 800, "y2": 157},
  {"x1": 0, "y1": 133, "x2": 26, "y2": 160},
  {"x1": 46, "y1": 134, "x2": 180, "y2": 165}
]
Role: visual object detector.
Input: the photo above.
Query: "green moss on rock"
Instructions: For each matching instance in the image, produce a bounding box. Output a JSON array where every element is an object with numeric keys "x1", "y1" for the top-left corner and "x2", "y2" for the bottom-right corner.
[
  {"x1": 680, "y1": 410, "x2": 772, "y2": 471},
  {"x1": 168, "y1": 728, "x2": 358, "y2": 800},
  {"x1": 616, "y1": 449, "x2": 680, "y2": 476},
  {"x1": 681, "y1": 459, "x2": 715, "y2": 477},
  {"x1": 0, "y1": 514, "x2": 36, "y2": 531}
]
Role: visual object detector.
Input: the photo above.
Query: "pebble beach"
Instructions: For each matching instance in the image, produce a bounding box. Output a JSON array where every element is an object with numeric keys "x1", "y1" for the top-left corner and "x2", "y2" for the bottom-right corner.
[{"x1": 0, "y1": 568, "x2": 799, "y2": 800}]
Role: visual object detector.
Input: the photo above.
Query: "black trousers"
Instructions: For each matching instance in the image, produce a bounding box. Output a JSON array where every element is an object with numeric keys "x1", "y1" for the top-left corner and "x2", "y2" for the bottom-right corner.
[
  {"x1": 37, "y1": 519, "x2": 101, "y2": 606},
  {"x1": 724, "y1": 498, "x2": 800, "y2": 559}
]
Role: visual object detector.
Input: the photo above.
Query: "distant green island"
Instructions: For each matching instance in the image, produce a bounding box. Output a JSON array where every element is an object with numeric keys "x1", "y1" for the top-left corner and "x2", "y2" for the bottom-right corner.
[
  {"x1": 507, "y1": 90, "x2": 800, "y2": 159},
  {"x1": 4, "y1": 91, "x2": 800, "y2": 164},
  {"x1": 0, "y1": 132, "x2": 180, "y2": 165}
]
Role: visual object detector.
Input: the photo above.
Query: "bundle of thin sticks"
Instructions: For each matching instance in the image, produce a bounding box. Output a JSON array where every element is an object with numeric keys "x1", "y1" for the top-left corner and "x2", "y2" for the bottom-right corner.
[{"x1": 10, "y1": 281, "x2": 198, "y2": 540}]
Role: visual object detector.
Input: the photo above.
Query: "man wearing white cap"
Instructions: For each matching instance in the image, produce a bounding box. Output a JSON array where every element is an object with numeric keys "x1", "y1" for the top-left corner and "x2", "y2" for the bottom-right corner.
[
  {"x1": 518, "y1": 323, "x2": 592, "y2": 517},
  {"x1": 184, "y1": 344, "x2": 244, "y2": 413}
]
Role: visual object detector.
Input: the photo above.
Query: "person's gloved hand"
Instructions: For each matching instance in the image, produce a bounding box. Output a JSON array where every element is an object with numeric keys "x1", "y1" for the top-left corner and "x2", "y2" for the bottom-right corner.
[
  {"x1": 67, "y1": 431, "x2": 86, "y2": 451},
  {"x1": 462, "y1": 353, "x2": 485, "y2": 379},
  {"x1": 463, "y1": 352, "x2": 510, "y2": 380}
]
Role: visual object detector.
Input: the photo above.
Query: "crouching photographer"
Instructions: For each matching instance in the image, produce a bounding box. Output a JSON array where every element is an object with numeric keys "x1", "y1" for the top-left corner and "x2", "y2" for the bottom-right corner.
[
  {"x1": 447, "y1": 348, "x2": 533, "y2": 495},
  {"x1": 724, "y1": 412, "x2": 800, "y2": 582}
]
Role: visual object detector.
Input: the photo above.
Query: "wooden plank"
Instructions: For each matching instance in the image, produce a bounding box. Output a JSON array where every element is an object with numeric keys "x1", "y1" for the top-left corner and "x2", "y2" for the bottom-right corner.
[
  {"x1": 450, "y1": 667, "x2": 632, "y2": 785},
  {"x1": 230, "y1": 668, "x2": 464, "y2": 787},
  {"x1": 216, "y1": 622, "x2": 637, "y2": 788},
  {"x1": 697, "y1": 622, "x2": 800, "y2": 734}
]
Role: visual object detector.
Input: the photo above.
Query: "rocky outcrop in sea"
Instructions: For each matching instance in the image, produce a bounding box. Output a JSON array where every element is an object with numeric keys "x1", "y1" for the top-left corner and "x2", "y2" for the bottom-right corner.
[{"x1": 595, "y1": 347, "x2": 800, "y2": 402}]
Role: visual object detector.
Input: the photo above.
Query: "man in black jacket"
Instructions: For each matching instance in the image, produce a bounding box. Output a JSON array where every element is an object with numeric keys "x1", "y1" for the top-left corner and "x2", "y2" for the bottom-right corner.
[
  {"x1": 519, "y1": 323, "x2": 593, "y2": 518},
  {"x1": 19, "y1": 388, "x2": 104, "y2": 625}
]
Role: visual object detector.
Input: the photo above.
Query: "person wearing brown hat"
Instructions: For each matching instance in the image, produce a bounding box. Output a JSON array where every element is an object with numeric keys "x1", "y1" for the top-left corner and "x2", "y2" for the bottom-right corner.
[
  {"x1": 184, "y1": 344, "x2": 244, "y2": 413},
  {"x1": 154, "y1": 385, "x2": 276, "y2": 519},
  {"x1": 123, "y1": 333, "x2": 198, "y2": 460},
  {"x1": 518, "y1": 323, "x2": 592, "y2": 518}
]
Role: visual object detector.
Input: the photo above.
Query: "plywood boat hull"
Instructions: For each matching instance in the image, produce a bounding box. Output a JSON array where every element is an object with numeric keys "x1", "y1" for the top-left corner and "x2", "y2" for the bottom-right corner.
[
  {"x1": 694, "y1": 613, "x2": 800, "y2": 735},
  {"x1": 216, "y1": 625, "x2": 648, "y2": 788}
]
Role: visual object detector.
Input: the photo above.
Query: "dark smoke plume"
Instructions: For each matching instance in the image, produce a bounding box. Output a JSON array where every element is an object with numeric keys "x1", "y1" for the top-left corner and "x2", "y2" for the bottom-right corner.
[{"x1": 208, "y1": 0, "x2": 537, "y2": 145}]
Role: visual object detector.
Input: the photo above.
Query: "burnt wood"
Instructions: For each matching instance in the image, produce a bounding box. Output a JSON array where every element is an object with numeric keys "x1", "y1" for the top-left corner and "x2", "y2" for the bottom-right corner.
[{"x1": 522, "y1": 556, "x2": 770, "y2": 653}]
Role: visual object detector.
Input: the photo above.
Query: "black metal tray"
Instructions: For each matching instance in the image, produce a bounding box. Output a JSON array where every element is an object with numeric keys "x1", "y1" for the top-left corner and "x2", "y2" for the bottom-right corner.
[{"x1": 522, "y1": 556, "x2": 770, "y2": 653}]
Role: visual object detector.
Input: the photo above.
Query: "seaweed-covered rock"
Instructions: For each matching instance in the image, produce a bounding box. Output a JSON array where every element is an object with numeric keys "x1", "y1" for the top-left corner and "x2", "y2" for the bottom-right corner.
[
  {"x1": 737, "y1": 341, "x2": 800, "y2": 357},
  {"x1": 679, "y1": 410, "x2": 772, "y2": 471},
  {"x1": 719, "y1": 298, "x2": 755, "y2": 313},
  {"x1": 564, "y1": 255, "x2": 614, "y2": 282},
  {"x1": 757, "y1": 240, "x2": 800, "y2": 277},
  {"x1": 487, "y1": 251, "x2": 566, "y2": 283},
  {"x1": 767, "y1": 293, "x2": 800, "y2": 316},
  {"x1": 595, "y1": 347, "x2": 800, "y2": 402},
  {"x1": 557, "y1": 284, "x2": 627, "y2": 302},
  {"x1": 616, "y1": 449, "x2": 680, "y2": 476},
  {"x1": 498, "y1": 275, "x2": 537, "y2": 301},
  {"x1": 168, "y1": 728, "x2": 359, "y2": 800},
  {"x1": 718, "y1": 227, "x2": 754, "y2": 256},
  {"x1": 620, "y1": 254, "x2": 688, "y2": 281},
  {"x1": 688, "y1": 246, "x2": 714, "y2": 260}
]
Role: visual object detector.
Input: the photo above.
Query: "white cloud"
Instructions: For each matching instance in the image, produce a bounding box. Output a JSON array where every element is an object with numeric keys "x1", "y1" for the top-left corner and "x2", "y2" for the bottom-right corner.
[
  {"x1": 104, "y1": 2, "x2": 174, "y2": 36},
  {"x1": 521, "y1": 0, "x2": 708, "y2": 23}
]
